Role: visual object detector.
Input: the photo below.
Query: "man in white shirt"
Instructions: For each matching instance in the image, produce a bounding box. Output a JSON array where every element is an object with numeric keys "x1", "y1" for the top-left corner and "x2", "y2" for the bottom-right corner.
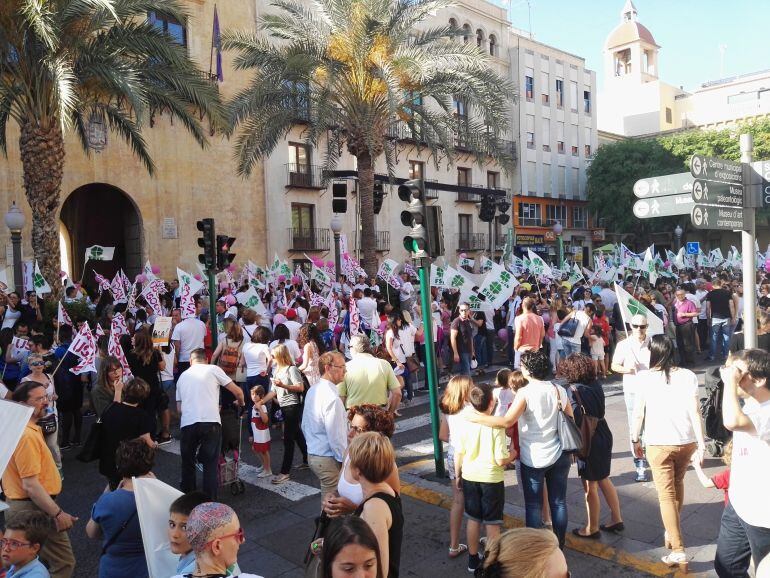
[
  {"x1": 505, "y1": 291, "x2": 523, "y2": 367},
  {"x1": 171, "y1": 315, "x2": 207, "y2": 376},
  {"x1": 399, "y1": 271, "x2": 415, "y2": 311},
  {"x1": 302, "y1": 351, "x2": 348, "y2": 502},
  {"x1": 599, "y1": 281, "x2": 618, "y2": 315},
  {"x1": 611, "y1": 314, "x2": 651, "y2": 482},
  {"x1": 283, "y1": 309, "x2": 303, "y2": 341},
  {"x1": 176, "y1": 349, "x2": 244, "y2": 499},
  {"x1": 715, "y1": 349, "x2": 770, "y2": 577},
  {"x1": 561, "y1": 306, "x2": 592, "y2": 358},
  {"x1": 357, "y1": 288, "x2": 378, "y2": 329}
]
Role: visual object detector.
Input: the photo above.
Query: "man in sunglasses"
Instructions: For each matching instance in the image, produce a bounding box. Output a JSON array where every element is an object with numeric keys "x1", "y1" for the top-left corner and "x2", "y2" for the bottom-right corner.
[
  {"x1": 611, "y1": 314, "x2": 652, "y2": 482},
  {"x1": 714, "y1": 350, "x2": 770, "y2": 577},
  {"x1": 450, "y1": 302, "x2": 475, "y2": 376},
  {"x1": 172, "y1": 502, "x2": 261, "y2": 578}
]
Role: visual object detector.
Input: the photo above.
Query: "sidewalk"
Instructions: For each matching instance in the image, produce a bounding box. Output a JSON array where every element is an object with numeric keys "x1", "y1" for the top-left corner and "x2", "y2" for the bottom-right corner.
[{"x1": 401, "y1": 361, "x2": 724, "y2": 578}]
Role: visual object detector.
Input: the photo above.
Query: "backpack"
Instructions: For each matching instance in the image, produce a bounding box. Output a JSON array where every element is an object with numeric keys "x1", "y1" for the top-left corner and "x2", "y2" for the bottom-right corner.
[{"x1": 218, "y1": 339, "x2": 240, "y2": 376}]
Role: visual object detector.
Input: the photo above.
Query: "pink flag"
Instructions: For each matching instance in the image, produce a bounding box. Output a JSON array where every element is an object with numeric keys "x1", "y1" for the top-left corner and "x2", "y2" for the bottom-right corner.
[
  {"x1": 94, "y1": 273, "x2": 111, "y2": 293},
  {"x1": 349, "y1": 298, "x2": 361, "y2": 335},
  {"x1": 140, "y1": 284, "x2": 162, "y2": 316},
  {"x1": 121, "y1": 269, "x2": 133, "y2": 298},
  {"x1": 108, "y1": 327, "x2": 133, "y2": 379},
  {"x1": 57, "y1": 302, "x2": 72, "y2": 326},
  {"x1": 68, "y1": 324, "x2": 97, "y2": 375},
  {"x1": 149, "y1": 278, "x2": 166, "y2": 295},
  {"x1": 95, "y1": 324, "x2": 106, "y2": 337},
  {"x1": 111, "y1": 272, "x2": 127, "y2": 303}
]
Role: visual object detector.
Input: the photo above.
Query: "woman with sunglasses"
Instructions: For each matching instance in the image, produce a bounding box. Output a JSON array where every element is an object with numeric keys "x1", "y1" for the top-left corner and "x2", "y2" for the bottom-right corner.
[
  {"x1": 323, "y1": 405, "x2": 399, "y2": 518},
  {"x1": 630, "y1": 335, "x2": 705, "y2": 572},
  {"x1": 20, "y1": 353, "x2": 60, "y2": 470},
  {"x1": 169, "y1": 502, "x2": 263, "y2": 578}
]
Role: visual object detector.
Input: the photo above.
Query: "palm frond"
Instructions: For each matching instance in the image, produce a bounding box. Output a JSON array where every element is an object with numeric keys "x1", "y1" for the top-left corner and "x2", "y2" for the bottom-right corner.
[{"x1": 100, "y1": 103, "x2": 155, "y2": 174}]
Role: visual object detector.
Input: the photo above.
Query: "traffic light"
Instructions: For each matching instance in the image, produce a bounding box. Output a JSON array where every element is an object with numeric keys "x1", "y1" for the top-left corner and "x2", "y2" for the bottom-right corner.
[
  {"x1": 426, "y1": 205, "x2": 445, "y2": 258},
  {"x1": 399, "y1": 179, "x2": 429, "y2": 260},
  {"x1": 479, "y1": 193, "x2": 496, "y2": 223},
  {"x1": 373, "y1": 181, "x2": 384, "y2": 215},
  {"x1": 216, "y1": 235, "x2": 236, "y2": 270},
  {"x1": 196, "y1": 218, "x2": 216, "y2": 270},
  {"x1": 497, "y1": 198, "x2": 511, "y2": 225},
  {"x1": 332, "y1": 182, "x2": 347, "y2": 213}
]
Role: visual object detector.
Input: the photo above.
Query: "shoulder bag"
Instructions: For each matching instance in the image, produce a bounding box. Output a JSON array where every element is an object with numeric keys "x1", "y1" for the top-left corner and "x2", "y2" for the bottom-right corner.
[
  {"x1": 553, "y1": 384, "x2": 582, "y2": 453},
  {"x1": 77, "y1": 402, "x2": 114, "y2": 463},
  {"x1": 569, "y1": 385, "x2": 601, "y2": 459},
  {"x1": 557, "y1": 316, "x2": 579, "y2": 338},
  {"x1": 101, "y1": 508, "x2": 137, "y2": 555}
]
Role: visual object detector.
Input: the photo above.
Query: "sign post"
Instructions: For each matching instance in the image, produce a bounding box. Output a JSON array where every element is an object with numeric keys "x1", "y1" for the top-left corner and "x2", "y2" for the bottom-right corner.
[{"x1": 741, "y1": 137, "x2": 757, "y2": 348}]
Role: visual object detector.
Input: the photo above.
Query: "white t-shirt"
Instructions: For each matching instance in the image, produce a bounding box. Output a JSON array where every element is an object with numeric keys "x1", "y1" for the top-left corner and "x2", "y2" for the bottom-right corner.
[
  {"x1": 399, "y1": 281, "x2": 414, "y2": 303},
  {"x1": 518, "y1": 379, "x2": 568, "y2": 469},
  {"x1": 283, "y1": 320, "x2": 302, "y2": 341},
  {"x1": 729, "y1": 398, "x2": 770, "y2": 527},
  {"x1": 563, "y1": 310, "x2": 591, "y2": 345},
  {"x1": 269, "y1": 339, "x2": 301, "y2": 362},
  {"x1": 176, "y1": 364, "x2": 232, "y2": 428},
  {"x1": 160, "y1": 344, "x2": 175, "y2": 381},
  {"x1": 493, "y1": 387, "x2": 514, "y2": 418},
  {"x1": 171, "y1": 318, "x2": 207, "y2": 362},
  {"x1": 357, "y1": 297, "x2": 377, "y2": 326},
  {"x1": 611, "y1": 336, "x2": 651, "y2": 394},
  {"x1": 242, "y1": 342, "x2": 270, "y2": 377},
  {"x1": 399, "y1": 324, "x2": 418, "y2": 357},
  {"x1": 240, "y1": 323, "x2": 258, "y2": 340},
  {"x1": 634, "y1": 368, "x2": 698, "y2": 446},
  {"x1": 695, "y1": 289, "x2": 709, "y2": 319}
]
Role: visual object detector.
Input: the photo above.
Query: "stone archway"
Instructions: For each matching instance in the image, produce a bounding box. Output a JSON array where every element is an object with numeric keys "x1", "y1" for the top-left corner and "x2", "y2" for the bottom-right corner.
[{"x1": 60, "y1": 183, "x2": 143, "y2": 285}]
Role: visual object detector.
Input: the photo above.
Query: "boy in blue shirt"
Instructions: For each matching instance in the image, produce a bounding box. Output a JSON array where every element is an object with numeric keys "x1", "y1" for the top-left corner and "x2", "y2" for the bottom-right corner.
[
  {"x1": 1, "y1": 511, "x2": 52, "y2": 578},
  {"x1": 168, "y1": 491, "x2": 210, "y2": 575}
]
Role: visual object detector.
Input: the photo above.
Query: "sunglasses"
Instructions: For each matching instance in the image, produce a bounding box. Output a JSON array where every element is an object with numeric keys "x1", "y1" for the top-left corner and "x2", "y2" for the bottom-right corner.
[
  {"x1": 29, "y1": 361, "x2": 45, "y2": 367},
  {"x1": 0, "y1": 538, "x2": 33, "y2": 550},
  {"x1": 204, "y1": 527, "x2": 245, "y2": 550},
  {"x1": 631, "y1": 324, "x2": 648, "y2": 329}
]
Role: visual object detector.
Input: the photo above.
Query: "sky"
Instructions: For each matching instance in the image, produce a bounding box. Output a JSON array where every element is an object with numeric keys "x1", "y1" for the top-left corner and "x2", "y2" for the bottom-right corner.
[{"x1": 502, "y1": 0, "x2": 770, "y2": 92}]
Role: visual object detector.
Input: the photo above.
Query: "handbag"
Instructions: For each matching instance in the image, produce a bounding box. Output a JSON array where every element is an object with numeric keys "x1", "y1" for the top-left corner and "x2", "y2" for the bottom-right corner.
[
  {"x1": 76, "y1": 402, "x2": 113, "y2": 463},
  {"x1": 569, "y1": 385, "x2": 601, "y2": 459},
  {"x1": 235, "y1": 345, "x2": 247, "y2": 382},
  {"x1": 553, "y1": 384, "x2": 582, "y2": 453},
  {"x1": 38, "y1": 411, "x2": 57, "y2": 435},
  {"x1": 557, "y1": 317, "x2": 579, "y2": 338},
  {"x1": 400, "y1": 344, "x2": 420, "y2": 373},
  {"x1": 304, "y1": 513, "x2": 331, "y2": 577}
]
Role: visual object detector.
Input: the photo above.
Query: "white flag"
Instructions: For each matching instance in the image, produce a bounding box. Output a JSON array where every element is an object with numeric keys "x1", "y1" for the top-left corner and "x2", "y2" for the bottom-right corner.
[
  {"x1": 236, "y1": 286, "x2": 267, "y2": 316},
  {"x1": 143, "y1": 260, "x2": 157, "y2": 281},
  {"x1": 642, "y1": 247, "x2": 657, "y2": 287},
  {"x1": 614, "y1": 283, "x2": 664, "y2": 336},
  {"x1": 177, "y1": 268, "x2": 203, "y2": 320},
  {"x1": 0, "y1": 267, "x2": 8, "y2": 293},
  {"x1": 134, "y1": 477, "x2": 183, "y2": 578},
  {"x1": 32, "y1": 261, "x2": 51, "y2": 297},
  {"x1": 57, "y1": 302, "x2": 72, "y2": 326},
  {"x1": 68, "y1": 324, "x2": 98, "y2": 375},
  {"x1": 84, "y1": 245, "x2": 115, "y2": 262},
  {"x1": 527, "y1": 250, "x2": 553, "y2": 278}
]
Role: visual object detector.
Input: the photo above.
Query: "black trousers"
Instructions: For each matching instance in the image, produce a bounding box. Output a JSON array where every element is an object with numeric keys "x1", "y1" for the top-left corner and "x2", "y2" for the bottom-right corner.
[
  {"x1": 715, "y1": 501, "x2": 770, "y2": 577},
  {"x1": 180, "y1": 422, "x2": 222, "y2": 499},
  {"x1": 675, "y1": 322, "x2": 695, "y2": 366},
  {"x1": 280, "y1": 404, "x2": 308, "y2": 475}
]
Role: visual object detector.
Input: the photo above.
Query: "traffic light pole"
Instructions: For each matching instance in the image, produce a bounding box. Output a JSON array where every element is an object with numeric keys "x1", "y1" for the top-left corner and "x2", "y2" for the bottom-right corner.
[
  {"x1": 741, "y1": 134, "x2": 757, "y2": 348},
  {"x1": 207, "y1": 269, "x2": 218, "y2": 351},
  {"x1": 417, "y1": 259, "x2": 445, "y2": 477}
]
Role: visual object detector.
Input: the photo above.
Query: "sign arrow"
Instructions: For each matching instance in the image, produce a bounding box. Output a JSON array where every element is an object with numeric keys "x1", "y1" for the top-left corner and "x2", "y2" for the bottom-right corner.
[
  {"x1": 691, "y1": 179, "x2": 743, "y2": 207},
  {"x1": 690, "y1": 154, "x2": 742, "y2": 184},
  {"x1": 690, "y1": 204, "x2": 745, "y2": 231},
  {"x1": 633, "y1": 193, "x2": 694, "y2": 218},
  {"x1": 633, "y1": 172, "x2": 693, "y2": 198}
]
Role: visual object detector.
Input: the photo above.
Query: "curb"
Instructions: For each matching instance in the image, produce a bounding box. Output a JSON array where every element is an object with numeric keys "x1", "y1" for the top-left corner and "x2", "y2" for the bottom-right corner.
[{"x1": 398, "y1": 459, "x2": 697, "y2": 578}]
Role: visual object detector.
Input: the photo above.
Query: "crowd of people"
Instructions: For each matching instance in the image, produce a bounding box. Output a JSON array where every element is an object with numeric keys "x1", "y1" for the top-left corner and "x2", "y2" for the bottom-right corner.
[{"x1": 0, "y1": 257, "x2": 769, "y2": 577}]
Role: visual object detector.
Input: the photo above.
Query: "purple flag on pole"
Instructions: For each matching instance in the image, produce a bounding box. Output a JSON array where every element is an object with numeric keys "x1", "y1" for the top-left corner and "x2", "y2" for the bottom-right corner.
[{"x1": 213, "y1": 5, "x2": 223, "y2": 82}]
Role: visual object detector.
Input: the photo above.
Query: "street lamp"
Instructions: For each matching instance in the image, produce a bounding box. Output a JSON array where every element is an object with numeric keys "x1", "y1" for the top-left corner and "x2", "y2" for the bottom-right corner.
[
  {"x1": 552, "y1": 221, "x2": 564, "y2": 269},
  {"x1": 330, "y1": 213, "x2": 343, "y2": 282},
  {"x1": 674, "y1": 224, "x2": 683, "y2": 251},
  {"x1": 5, "y1": 202, "x2": 25, "y2": 295}
]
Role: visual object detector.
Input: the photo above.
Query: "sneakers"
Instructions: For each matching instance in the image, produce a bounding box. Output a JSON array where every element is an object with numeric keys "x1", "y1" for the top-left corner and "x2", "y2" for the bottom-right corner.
[
  {"x1": 59, "y1": 443, "x2": 72, "y2": 451},
  {"x1": 272, "y1": 473, "x2": 291, "y2": 485},
  {"x1": 156, "y1": 435, "x2": 173, "y2": 446},
  {"x1": 257, "y1": 470, "x2": 273, "y2": 478},
  {"x1": 467, "y1": 553, "x2": 483, "y2": 573},
  {"x1": 635, "y1": 466, "x2": 648, "y2": 483}
]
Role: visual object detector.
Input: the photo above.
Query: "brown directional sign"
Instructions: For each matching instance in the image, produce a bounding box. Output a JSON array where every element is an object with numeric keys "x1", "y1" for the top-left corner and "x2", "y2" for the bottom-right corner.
[{"x1": 690, "y1": 204, "x2": 745, "y2": 231}]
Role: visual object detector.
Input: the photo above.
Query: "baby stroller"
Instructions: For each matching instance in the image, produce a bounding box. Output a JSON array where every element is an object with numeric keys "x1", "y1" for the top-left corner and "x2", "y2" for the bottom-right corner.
[
  {"x1": 701, "y1": 366, "x2": 733, "y2": 457},
  {"x1": 219, "y1": 405, "x2": 246, "y2": 495}
]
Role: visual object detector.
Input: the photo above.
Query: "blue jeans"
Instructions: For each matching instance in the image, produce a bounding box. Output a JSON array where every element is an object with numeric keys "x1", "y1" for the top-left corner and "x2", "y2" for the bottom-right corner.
[
  {"x1": 457, "y1": 352, "x2": 472, "y2": 376},
  {"x1": 402, "y1": 364, "x2": 413, "y2": 400},
  {"x1": 709, "y1": 320, "x2": 732, "y2": 360},
  {"x1": 562, "y1": 340, "x2": 581, "y2": 358},
  {"x1": 520, "y1": 451, "x2": 571, "y2": 548},
  {"x1": 715, "y1": 501, "x2": 770, "y2": 577},
  {"x1": 473, "y1": 333, "x2": 487, "y2": 367},
  {"x1": 506, "y1": 327, "x2": 515, "y2": 365}
]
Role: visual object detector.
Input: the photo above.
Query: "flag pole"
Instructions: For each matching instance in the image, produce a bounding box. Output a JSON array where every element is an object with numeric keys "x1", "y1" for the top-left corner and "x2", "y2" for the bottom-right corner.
[
  {"x1": 78, "y1": 257, "x2": 90, "y2": 285},
  {"x1": 208, "y1": 4, "x2": 216, "y2": 80}
]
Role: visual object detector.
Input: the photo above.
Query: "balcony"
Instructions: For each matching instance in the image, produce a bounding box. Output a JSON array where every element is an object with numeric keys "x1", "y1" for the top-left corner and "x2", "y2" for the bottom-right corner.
[
  {"x1": 287, "y1": 228, "x2": 330, "y2": 252},
  {"x1": 456, "y1": 233, "x2": 487, "y2": 251},
  {"x1": 352, "y1": 231, "x2": 391, "y2": 252},
  {"x1": 456, "y1": 186, "x2": 482, "y2": 202},
  {"x1": 424, "y1": 179, "x2": 439, "y2": 201},
  {"x1": 285, "y1": 164, "x2": 326, "y2": 189}
]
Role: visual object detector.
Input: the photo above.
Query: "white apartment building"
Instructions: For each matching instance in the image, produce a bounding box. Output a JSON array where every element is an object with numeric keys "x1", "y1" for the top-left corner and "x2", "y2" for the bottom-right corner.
[{"x1": 258, "y1": 0, "x2": 598, "y2": 272}]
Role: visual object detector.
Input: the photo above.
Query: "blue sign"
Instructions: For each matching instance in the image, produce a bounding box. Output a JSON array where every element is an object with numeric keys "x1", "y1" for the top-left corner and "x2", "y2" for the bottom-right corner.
[{"x1": 686, "y1": 241, "x2": 700, "y2": 255}]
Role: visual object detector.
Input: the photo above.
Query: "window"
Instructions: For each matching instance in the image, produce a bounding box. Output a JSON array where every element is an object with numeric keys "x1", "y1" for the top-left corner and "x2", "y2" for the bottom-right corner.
[
  {"x1": 292, "y1": 259, "x2": 312, "y2": 277},
  {"x1": 542, "y1": 118, "x2": 550, "y2": 152},
  {"x1": 584, "y1": 127, "x2": 591, "y2": 156},
  {"x1": 541, "y1": 72, "x2": 549, "y2": 105},
  {"x1": 542, "y1": 164, "x2": 552, "y2": 195},
  {"x1": 476, "y1": 29, "x2": 484, "y2": 48},
  {"x1": 555, "y1": 78, "x2": 564, "y2": 108},
  {"x1": 489, "y1": 34, "x2": 497, "y2": 56},
  {"x1": 727, "y1": 91, "x2": 758, "y2": 105},
  {"x1": 409, "y1": 160, "x2": 424, "y2": 181},
  {"x1": 557, "y1": 141, "x2": 565, "y2": 154},
  {"x1": 288, "y1": 142, "x2": 310, "y2": 171},
  {"x1": 572, "y1": 206, "x2": 587, "y2": 229},
  {"x1": 527, "y1": 161, "x2": 537, "y2": 194},
  {"x1": 666, "y1": 107, "x2": 673, "y2": 123},
  {"x1": 570, "y1": 123, "x2": 578, "y2": 156},
  {"x1": 571, "y1": 167, "x2": 580, "y2": 196},
  {"x1": 457, "y1": 167, "x2": 471, "y2": 186},
  {"x1": 487, "y1": 171, "x2": 500, "y2": 189},
  {"x1": 519, "y1": 202, "x2": 541, "y2": 227},
  {"x1": 148, "y1": 11, "x2": 187, "y2": 46},
  {"x1": 570, "y1": 81, "x2": 578, "y2": 112},
  {"x1": 546, "y1": 204, "x2": 566, "y2": 226},
  {"x1": 449, "y1": 18, "x2": 458, "y2": 41},
  {"x1": 291, "y1": 203, "x2": 315, "y2": 233},
  {"x1": 458, "y1": 214, "x2": 473, "y2": 246},
  {"x1": 526, "y1": 114, "x2": 535, "y2": 149},
  {"x1": 283, "y1": 81, "x2": 310, "y2": 120},
  {"x1": 557, "y1": 121, "x2": 565, "y2": 154},
  {"x1": 525, "y1": 69, "x2": 534, "y2": 101},
  {"x1": 462, "y1": 24, "x2": 471, "y2": 44},
  {"x1": 453, "y1": 95, "x2": 467, "y2": 118},
  {"x1": 557, "y1": 166, "x2": 566, "y2": 194},
  {"x1": 584, "y1": 144, "x2": 591, "y2": 156},
  {"x1": 583, "y1": 90, "x2": 591, "y2": 114}
]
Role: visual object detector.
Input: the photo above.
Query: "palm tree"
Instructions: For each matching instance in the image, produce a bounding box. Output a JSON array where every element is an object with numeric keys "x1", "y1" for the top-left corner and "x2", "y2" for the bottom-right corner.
[
  {"x1": 0, "y1": 0, "x2": 222, "y2": 296},
  {"x1": 224, "y1": 0, "x2": 515, "y2": 277}
]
